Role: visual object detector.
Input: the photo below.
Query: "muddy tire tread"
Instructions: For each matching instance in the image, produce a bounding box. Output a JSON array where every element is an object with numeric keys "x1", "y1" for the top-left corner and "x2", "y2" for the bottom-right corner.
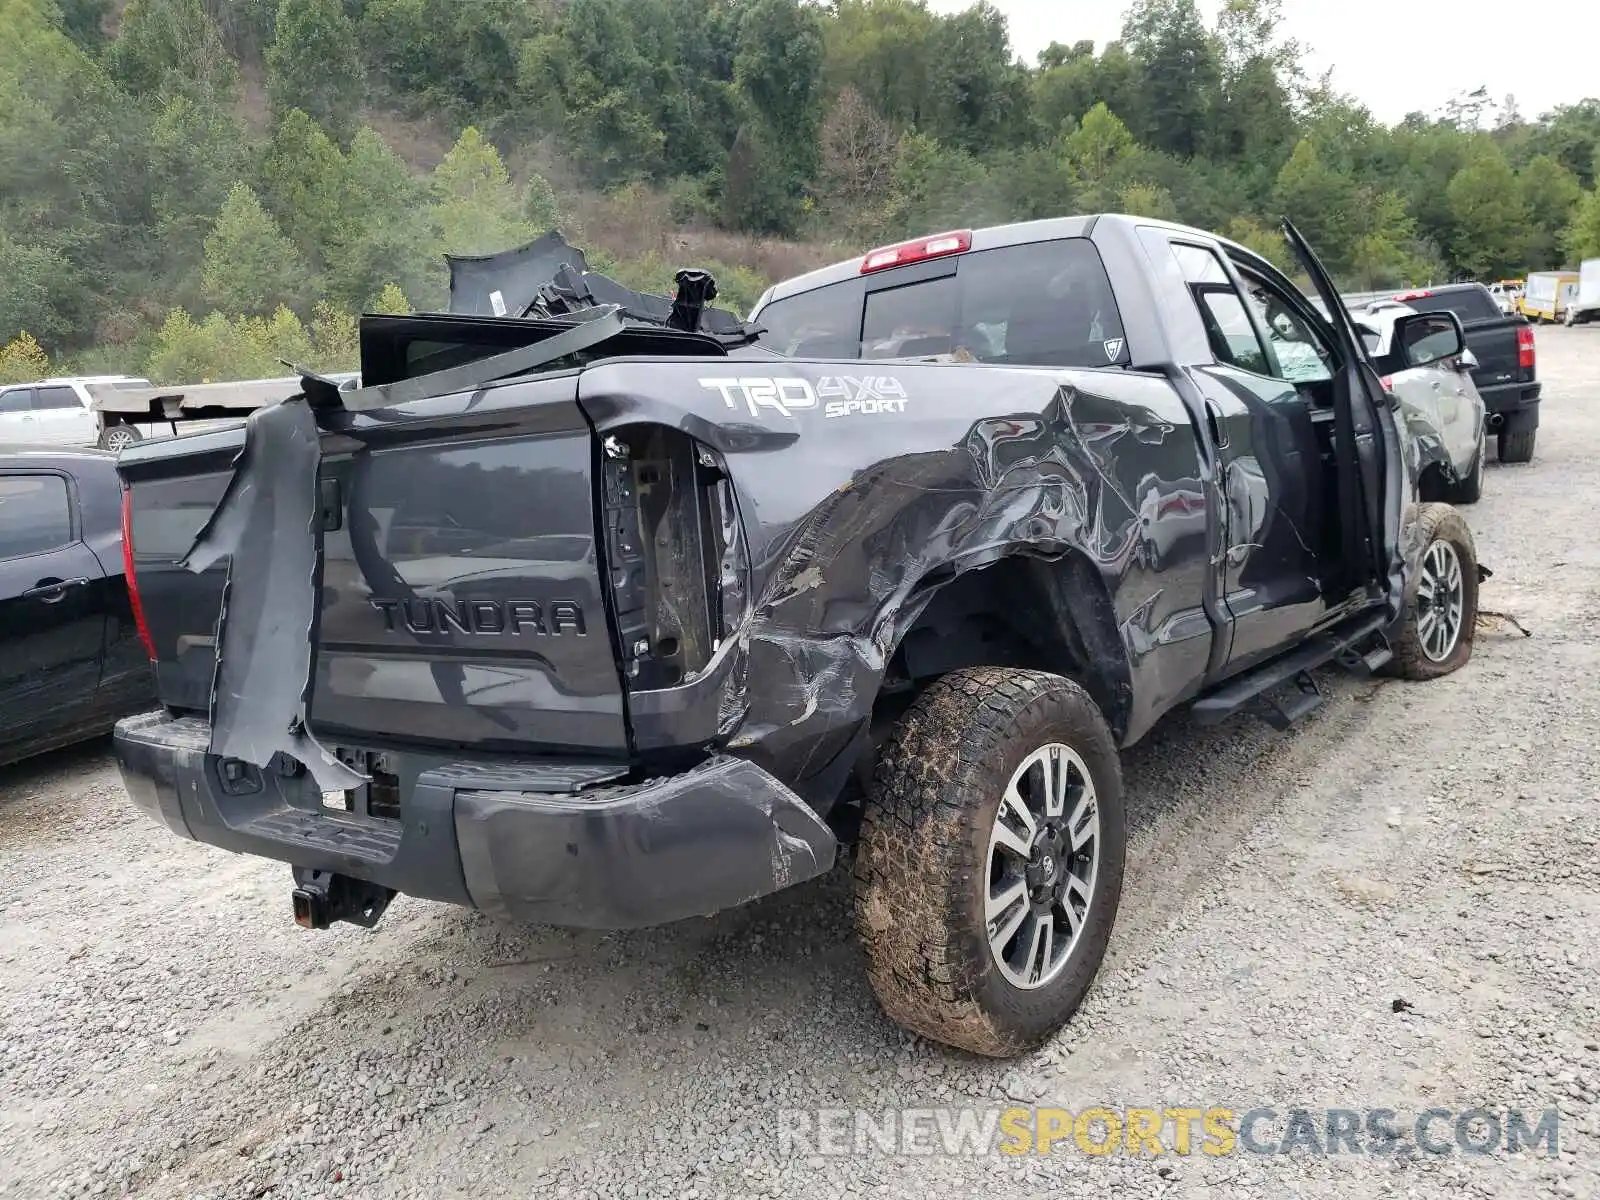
[
  {"x1": 1386, "y1": 502, "x2": 1480, "y2": 681},
  {"x1": 853, "y1": 667, "x2": 1124, "y2": 1058}
]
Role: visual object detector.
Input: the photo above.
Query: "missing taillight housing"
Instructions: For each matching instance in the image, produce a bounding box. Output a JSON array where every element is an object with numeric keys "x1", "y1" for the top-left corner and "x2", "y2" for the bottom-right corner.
[
  {"x1": 120, "y1": 484, "x2": 158, "y2": 662},
  {"x1": 599, "y1": 427, "x2": 747, "y2": 690}
]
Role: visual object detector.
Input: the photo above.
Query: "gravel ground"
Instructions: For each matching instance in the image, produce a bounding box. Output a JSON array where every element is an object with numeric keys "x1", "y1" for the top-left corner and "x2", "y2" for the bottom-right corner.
[{"x1": 3, "y1": 326, "x2": 1598, "y2": 1200}]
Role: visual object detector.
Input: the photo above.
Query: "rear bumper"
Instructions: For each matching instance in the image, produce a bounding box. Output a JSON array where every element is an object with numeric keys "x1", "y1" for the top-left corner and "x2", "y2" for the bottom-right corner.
[
  {"x1": 113, "y1": 710, "x2": 837, "y2": 929},
  {"x1": 1479, "y1": 379, "x2": 1540, "y2": 421}
]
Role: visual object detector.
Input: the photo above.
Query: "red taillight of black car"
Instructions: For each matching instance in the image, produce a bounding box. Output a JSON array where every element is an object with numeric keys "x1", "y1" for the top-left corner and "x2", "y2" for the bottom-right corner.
[
  {"x1": 120, "y1": 484, "x2": 158, "y2": 662},
  {"x1": 1517, "y1": 324, "x2": 1535, "y2": 371}
]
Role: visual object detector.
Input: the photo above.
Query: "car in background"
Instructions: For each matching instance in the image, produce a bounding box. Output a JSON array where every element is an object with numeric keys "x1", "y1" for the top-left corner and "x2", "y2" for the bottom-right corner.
[
  {"x1": 1566, "y1": 259, "x2": 1600, "y2": 326},
  {"x1": 1353, "y1": 302, "x2": 1486, "y2": 502},
  {"x1": 1357, "y1": 282, "x2": 1540, "y2": 464},
  {"x1": 0, "y1": 447, "x2": 156, "y2": 768},
  {"x1": 0, "y1": 375, "x2": 287, "y2": 453},
  {"x1": 1486, "y1": 280, "x2": 1522, "y2": 315},
  {"x1": 0, "y1": 376, "x2": 153, "y2": 450},
  {"x1": 1519, "y1": 270, "x2": 1579, "y2": 324}
]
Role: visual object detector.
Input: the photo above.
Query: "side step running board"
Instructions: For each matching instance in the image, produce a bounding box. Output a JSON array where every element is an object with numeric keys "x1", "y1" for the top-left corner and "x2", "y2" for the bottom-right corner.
[{"x1": 1191, "y1": 615, "x2": 1391, "y2": 729}]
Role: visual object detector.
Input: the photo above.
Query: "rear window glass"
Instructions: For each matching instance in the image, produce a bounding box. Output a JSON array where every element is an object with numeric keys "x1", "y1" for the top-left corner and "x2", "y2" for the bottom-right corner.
[
  {"x1": 1400, "y1": 288, "x2": 1499, "y2": 323},
  {"x1": 755, "y1": 238, "x2": 1130, "y2": 369},
  {"x1": 129, "y1": 474, "x2": 228, "y2": 561}
]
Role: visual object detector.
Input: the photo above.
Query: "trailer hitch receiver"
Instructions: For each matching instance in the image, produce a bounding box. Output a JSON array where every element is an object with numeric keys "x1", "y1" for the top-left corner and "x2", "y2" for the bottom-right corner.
[{"x1": 291, "y1": 867, "x2": 396, "y2": 930}]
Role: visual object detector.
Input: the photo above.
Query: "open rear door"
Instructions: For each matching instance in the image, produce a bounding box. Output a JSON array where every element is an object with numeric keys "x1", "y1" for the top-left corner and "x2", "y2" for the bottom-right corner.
[{"x1": 1281, "y1": 219, "x2": 1405, "y2": 618}]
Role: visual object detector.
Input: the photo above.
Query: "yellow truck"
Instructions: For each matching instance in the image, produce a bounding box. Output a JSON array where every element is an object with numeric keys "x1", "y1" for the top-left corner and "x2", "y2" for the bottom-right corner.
[{"x1": 1518, "y1": 270, "x2": 1580, "y2": 322}]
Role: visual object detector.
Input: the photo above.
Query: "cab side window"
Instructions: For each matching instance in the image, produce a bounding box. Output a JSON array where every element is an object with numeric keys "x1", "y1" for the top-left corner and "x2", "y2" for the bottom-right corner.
[
  {"x1": 0, "y1": 474, "x2": 75, "y2": 560},
  {"x1": 0, "y1": 388, "x2": 34, "y2": 414},
  {"x1": 32, "y1": 385, "x2": 82, "y2": 410},
  {"x1": 1169, "y1": 243, "x2": 1272, "y2": 375},
  {"x1": 1235, "y1": 269, "x2": 1336, "y2": 384}
]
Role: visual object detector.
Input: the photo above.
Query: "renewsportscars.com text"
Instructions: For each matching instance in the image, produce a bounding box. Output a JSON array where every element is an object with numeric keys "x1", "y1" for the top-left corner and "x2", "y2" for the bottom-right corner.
[{"x1": 776, "y1": 1105, "x2": 1561, "y2": 1158}]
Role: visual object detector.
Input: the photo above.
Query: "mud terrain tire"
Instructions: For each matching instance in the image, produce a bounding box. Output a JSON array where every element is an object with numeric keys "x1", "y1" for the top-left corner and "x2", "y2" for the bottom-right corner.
[
  {"x1": 1387, "y1": 503, "x2": 1479, "y2": 681},
  {"x1": 853, "y1": 667, "x2": 1125, "y2": 1058}
]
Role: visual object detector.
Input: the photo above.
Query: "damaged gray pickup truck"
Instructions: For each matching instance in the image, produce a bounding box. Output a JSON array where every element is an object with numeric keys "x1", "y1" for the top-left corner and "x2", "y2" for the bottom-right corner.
[{"x1": 113, "y1": 214, "x2": 1484, "y2": 1058}]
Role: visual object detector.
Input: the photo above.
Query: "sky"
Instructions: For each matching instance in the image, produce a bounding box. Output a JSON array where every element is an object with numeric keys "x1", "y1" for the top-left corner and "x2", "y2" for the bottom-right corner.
[{"x1": 928, "y1": 0, "x2": 1592, "y2": 126}]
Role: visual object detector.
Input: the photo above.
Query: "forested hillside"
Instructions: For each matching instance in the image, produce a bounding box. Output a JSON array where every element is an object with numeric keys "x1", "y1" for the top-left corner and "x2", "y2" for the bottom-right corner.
[{"x1": 4, "y1": 0, "x2": 1600, "y2": 384}]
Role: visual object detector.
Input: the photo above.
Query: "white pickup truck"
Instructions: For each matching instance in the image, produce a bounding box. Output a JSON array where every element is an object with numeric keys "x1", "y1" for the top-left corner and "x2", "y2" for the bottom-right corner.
[{"x1": 0, "y1": 372, "x2": 357, "y2": 451}]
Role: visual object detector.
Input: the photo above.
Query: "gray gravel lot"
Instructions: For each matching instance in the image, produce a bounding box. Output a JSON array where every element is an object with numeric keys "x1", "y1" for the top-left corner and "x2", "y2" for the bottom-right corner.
[{"x1": 3, "y1": 326, "x2": 1598, "y2": 1200}]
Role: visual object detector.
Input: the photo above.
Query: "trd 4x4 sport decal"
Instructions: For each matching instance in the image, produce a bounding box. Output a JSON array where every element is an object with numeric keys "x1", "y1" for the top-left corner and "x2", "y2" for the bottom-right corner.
[{"x1": 699, "y1": 376, "x2": 909, "y2": 420}]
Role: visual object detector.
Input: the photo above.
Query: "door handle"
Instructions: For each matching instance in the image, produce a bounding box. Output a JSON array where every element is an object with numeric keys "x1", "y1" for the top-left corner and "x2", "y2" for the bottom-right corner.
[{"x1": 24, "y1": 577, "x2": 89, "y2": 603}]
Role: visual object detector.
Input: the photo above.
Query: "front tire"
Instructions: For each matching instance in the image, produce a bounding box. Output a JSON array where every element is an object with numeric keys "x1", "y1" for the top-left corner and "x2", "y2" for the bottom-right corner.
[
  {"x1": 1445, "y1": 434, "x2": 1484, "y2": 504},
  {"x1": 1387, "y1": 503, "x2": 1479, "y2": 681},
  {"x1": 853, "y1": 667, "x2": 1126, "y2": 1058}
]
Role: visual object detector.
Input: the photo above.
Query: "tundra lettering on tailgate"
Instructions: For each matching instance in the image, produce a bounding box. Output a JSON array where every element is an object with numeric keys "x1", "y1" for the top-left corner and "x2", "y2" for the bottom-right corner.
[{"x1": 369, "y1": 598, "x2": 588, "y2": 636}]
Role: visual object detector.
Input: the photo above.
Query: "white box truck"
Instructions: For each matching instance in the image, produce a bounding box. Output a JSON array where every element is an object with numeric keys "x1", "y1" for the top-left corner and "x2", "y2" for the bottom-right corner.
[{"x1": 1567, "y1": 259, "x2": 1600, "y2": 326}]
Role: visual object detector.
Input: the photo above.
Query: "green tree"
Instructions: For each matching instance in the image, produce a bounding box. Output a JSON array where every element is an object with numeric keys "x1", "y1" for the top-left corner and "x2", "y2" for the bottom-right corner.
[
  {"x1": 0, "y1": 234, "x2": 74, "y2": 347},
  {"x1": 1565, "y1": 190, "x2": 1600, "y2": 262},
  {"x1": 878, "y1": 132, "x2": 991, "y2": 238},
  {"x1": 1445, "y1": 149, "x2": 1530, "y2": 278},
  {"x1": 108, "y1": 0, "x2": 235, "y2": 101},
  {"x1": 726, "y1": 0, "x2": 824, "y2": 232},
  {"x1": 0, "y1": 330, "x2": 52, "y2": 383},
  {"x1": 323, "y1": 126, "x2": 434, "y2": 310},
  {"x1": 523, "y1": 171, "x2": 562, "y2": 231},
  {"x1": 371, "y1": 282, "x2": 411, "y2": 314},
  {"x1": 1121, "y1": 0, "x2": 1221, "y2": 159},
  {"x1": 1348, "y1": 190, "x2": 1423, "y2": 289},
  {"x1": 1223, "y1": 216, "x2": 1291, "y2": 271},
  {"x1": 265, "y1": 0, "x2": 365, "y2": 145},
  {"x1": 1518, "y1": 155, "x2": 1583, "y2": 270},
  {"x1": 1064, "y1": 103, "x2": 1138, "y2": 183},
  {"x1": 823, "y1": 0, "x2": 939, "y2": 132},
  {"x1": 309, "y1": 300, "x2": 358, "y2": 371},
  {"x1": 143, "y1": 95, "x2": 252, "y2": 309},
  {"x1": 1271, "y1": 139, "x2": 1360, "y2": 272},
  {"x1": 429, "y1": 126, "x2": 534, "y2": 256},
  {"x1": 1119, "y1": 182, "x2": 1179, "y2": 221},
  {"x1": 719, "y1": 121, "x2": 795, "y2": 235},
  {"x1": 922, "y1": 1, "x2": 1028, "y2": 154},
  {"x1": 200, "y1": 183, "x2": 314, "y2": 317},
  {"x1": 1210, "y1": 0, "x2": 1299, "y2": 168},
  {"x1": 256, "y1": 108, "x2": 346, "y2": 261},
  {"x1": 145, "y1": 306, "x2": 313, "y2": 383}
]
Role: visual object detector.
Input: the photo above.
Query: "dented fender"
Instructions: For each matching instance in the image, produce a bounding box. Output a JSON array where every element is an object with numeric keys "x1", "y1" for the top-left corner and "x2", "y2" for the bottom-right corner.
[{"x1": 579, "y1": 358, "x2": 1216, "y2": 802}]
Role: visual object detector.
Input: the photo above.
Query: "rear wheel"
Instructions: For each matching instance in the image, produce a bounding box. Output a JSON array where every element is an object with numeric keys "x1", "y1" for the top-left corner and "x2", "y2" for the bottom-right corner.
[
  {"x1": 1387, "y1": 503, "x2": 1478, "y2": 681},
  {"x1": 1497, "y1": 427, "x2": 1536, "y2": 464},
  {"x1": 99, "y1": 424, "x2": 141, "y2": 452},
  {"x1": 854, "y1": 667, "x2": 1125, "y2": 1058}
]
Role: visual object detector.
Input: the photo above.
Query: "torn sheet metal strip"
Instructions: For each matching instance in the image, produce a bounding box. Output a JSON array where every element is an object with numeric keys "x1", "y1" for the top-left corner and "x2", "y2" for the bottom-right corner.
[
  {"x1": 179, "y1": 398, "x2": 366, "y2": 794},
  {"x1": 329, "y1": 305, "x2": 626, "y2": 412}
]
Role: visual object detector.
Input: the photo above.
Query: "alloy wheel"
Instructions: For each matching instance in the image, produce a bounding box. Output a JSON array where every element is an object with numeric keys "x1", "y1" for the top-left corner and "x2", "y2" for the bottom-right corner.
[
  {"x1": 984, "y1": 743, "x2": 1100, "y2": 990},
  {"x1": 1416, "y1": 540, "x2": 1465, "y2": 663}
]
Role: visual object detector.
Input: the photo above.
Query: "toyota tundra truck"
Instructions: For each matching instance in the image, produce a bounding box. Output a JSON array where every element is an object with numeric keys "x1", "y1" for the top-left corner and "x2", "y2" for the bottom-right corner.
[{"x1": 111, "y1": 215, "x2": 1484, "y2": 1058}]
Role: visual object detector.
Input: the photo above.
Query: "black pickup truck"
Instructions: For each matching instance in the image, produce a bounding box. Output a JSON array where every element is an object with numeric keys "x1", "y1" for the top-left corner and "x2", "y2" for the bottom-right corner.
[
  {"x1": 111, "y1": 215, "x2": 1484, "y2": 1058},
  {"x1": 1362, "y1": 283, "x2": 1541, "y2": 463}
]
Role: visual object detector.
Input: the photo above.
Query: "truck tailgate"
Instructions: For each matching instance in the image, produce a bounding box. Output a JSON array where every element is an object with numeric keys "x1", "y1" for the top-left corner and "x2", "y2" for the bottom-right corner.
[
  {"x1": 118, "y1": 375, "x2": 629, "y2": 764},
  {"x1": 1459, "y1": 318, "x2": 1523, "y2": 394}
]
